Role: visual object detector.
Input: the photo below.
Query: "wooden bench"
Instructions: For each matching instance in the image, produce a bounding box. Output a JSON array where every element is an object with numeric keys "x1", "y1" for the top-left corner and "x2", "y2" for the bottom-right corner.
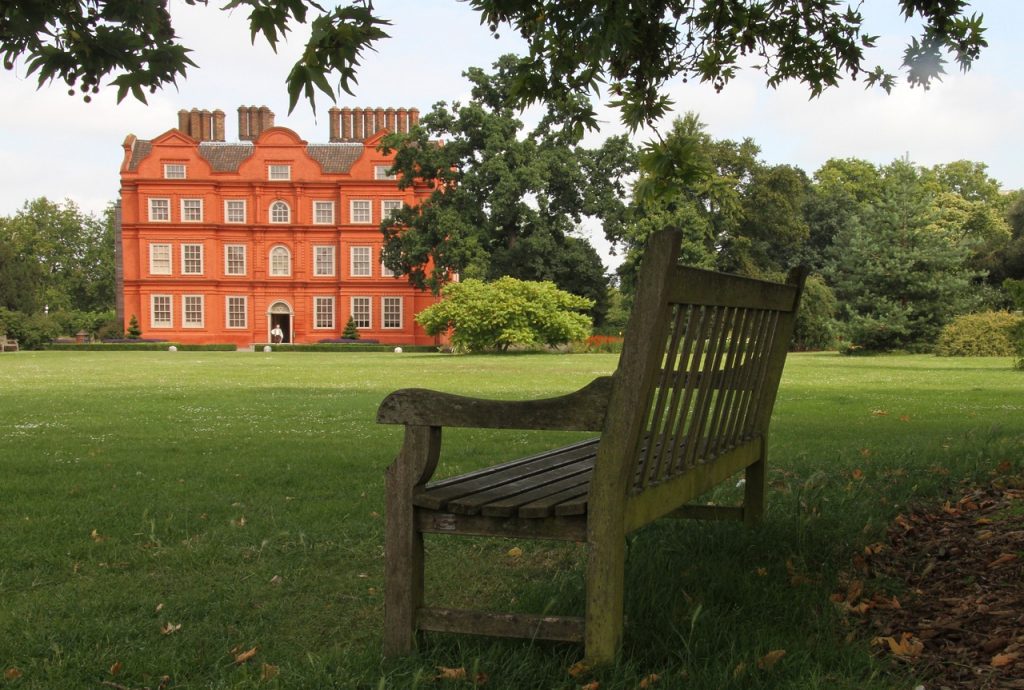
[
  {"x1": 377, "y1": 229, "x2": 806, "y2": 663},
  {"x1": 1, "y1": 334, "x2": 18, "y2": 352}
]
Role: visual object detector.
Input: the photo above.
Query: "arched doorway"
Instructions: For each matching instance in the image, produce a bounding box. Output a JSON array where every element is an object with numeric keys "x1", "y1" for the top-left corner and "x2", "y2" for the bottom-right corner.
[{"x1": 267, "y1": 301, "x2": 293, "y2": 343}]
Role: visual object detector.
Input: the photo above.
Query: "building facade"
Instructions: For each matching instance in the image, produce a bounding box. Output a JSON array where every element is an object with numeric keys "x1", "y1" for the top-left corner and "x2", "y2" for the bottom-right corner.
[{"x1": 118, "y1": 105, "x2": 440, "y2": 347}]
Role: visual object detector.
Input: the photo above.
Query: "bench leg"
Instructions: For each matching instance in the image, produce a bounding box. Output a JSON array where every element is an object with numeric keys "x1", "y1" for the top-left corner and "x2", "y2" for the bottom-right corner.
[
  {"x1": 743, "y1": 452, "x2": 767, "y2": 527},
  {"x1": 384, "y1": 465, "x2": 424, "y2": 656},
  {"x1": 584, "y1": 532, "x2": 626, "y2": 665}
]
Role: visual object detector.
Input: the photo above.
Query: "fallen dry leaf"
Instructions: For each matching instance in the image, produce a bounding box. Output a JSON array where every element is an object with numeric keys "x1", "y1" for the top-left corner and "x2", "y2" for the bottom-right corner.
[
  {"x1": 638, "y1": 672, "x2": 660, "y2": 687},
  {"x1": 580, "y1": 682, "x2": 600, "y2": 690},
  {"x1": 871, "y1": 410, "x2": 889, "y2": 417},
  {"x1": 435, "y1": 666, "x2": 467, "y2": 681},
  {"x1": 991, "y1": 652, "x2": 1019, "y2": 668},
  {"x1": 757, "y1": 649, "x2": 786, "y2": 670},
  {"x1": 260, "y1": 663, "x2": 280, "y2": 680},
  {"x1": 507, "y1": 546, "x2": 523, "y2": 558},
  {"x1": 874, "y1": 632, "x2": 924, "y2": 658},
  {"x1": 852, "y1": 469, "x2": 864, "y2": 480},
  {"x1": 567, "y1": 661, "x2": 591, "y2": 678},
  {"x1": 899, "y1": 415, "x2": 911, "y2": 423},
  {"x1": 109, "y1": 661, "x2": 123, "y2": 676},
  {"x1": 846, "y1": 580, "x2": 863, "y2": 602},
  {"x1": 5, "y1": 668, "x2": 23, "y2": 681},
  {"x1": 90, "y1": 529, "x2": 104, "y2": 543},
  {"x1": 732, "y1": 662, "x2": 746, "y2": 679},
  {"x1": 234, "y1": 646, "x2": 258, "y2": 664},
  {"x1": 232, "y1": 516, "x2": 247, "y2": 527},
  {"x1": 755, "y1": 567, "x2": 768, "y2": 577},
  {"x1": 987, "y1": 553, "x2": 1018, "y2": 569},
  {"x1": 155, "y1": 603, "x2": 164, "y2": 613},
  {"x1": 160, "y1": 622, "x2": 181, "y2": 635},
  {"x1": 859, "y1": 448, "x2": 872, "y2": 457}
]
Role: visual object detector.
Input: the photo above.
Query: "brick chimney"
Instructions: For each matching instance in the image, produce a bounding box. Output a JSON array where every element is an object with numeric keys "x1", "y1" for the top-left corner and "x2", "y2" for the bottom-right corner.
[
  {"x1": 176, "y1": 108, "x2": 224, "y2": 142},
  {"x1": 328, "y1": 105, "x2": 419, "y2": 142},
  {"x1": 238, "y1": 105, "x2": 275, "y2": 141}
]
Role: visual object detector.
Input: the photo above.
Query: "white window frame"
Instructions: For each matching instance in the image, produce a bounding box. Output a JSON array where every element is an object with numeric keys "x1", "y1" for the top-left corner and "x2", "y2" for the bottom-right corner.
[
  {"x1": 270, "y1": 200, "x2": 290, "y2": 224},
  {"x1": 148, "y1": 198, "x2": 170, "y2": 222},
  {"x1": 314, "y1": 296, "x2": 335, "y2": 330},
  {"x1": 224, "y1": 244, "x2": 247, "y2": 276},
  {"x1": 350, "y1": 296, "x2": 371, "y2": 329},
  {"x1": 374, "y1": 164, "x2": 397, "y2": 181},
  {"x1": 350, "y1": 246, "x2": 372, "y2": 277},
  {"x1": 380, "y1": 260, "x2": 398, "y2": 278},
  {"x1": 163, "y1": 163, "x2": 186, "y2": 179},
  {"x1": 382, "y1": 296, "x2": 403, "y2": 329},
  {"x1": 181, "y1": 243, "x2": 204, "y2": 275},
  {"x1": 350, "y1": 200, "x2": 372, "y2": 224},
  {"x1": 269, "y1": 245, "x2": 291, "y2": 277},
  {"x1": 150, "y1": 294, "x2": 172, "y2": 328},
  {"x1": 313, "y1": 201, "x2": 335, "y2": 225},
  {"x1": 268, "y1": 164, "x2": 291, "y2": 181},
  {"x1": 182, "y1": 294, "x2": 204, "y2": 328},
  {"x1": 181, "y1": 198, "x2": 203, "y2": 223},
  {"x1": 224, "y1": 199, "x2": 246, "y2": 224},
  {"x1": 381, "y1": 199, "x2": 403, "y2": 222},
  {"x1": 149, "y1": 243, "x2": 172, "y2": 275},
  {"x1": 226, "y1": 296, "x2": 248, "y2": 329},
  {"x1": 313, "y1": 245, "x2": 335, "y2": 276}
]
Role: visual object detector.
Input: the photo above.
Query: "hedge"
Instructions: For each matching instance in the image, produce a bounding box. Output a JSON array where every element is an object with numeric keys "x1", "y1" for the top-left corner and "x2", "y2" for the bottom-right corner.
[
  {"x1": 253, "y1": 343, "x2": 439, "y2": 353},
  {"x1": 42, "y1": 343, "x2": 237, "y2": 351}
]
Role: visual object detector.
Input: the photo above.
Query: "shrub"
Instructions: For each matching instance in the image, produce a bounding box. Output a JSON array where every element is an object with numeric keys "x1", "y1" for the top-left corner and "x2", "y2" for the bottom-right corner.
[
  {"x1": 934, "y1": 311, "x2": 1024, "y2": 357},
  {"x1": 416, "y1": 277, "x2": 593, "y2": 353},
  {"x1": 126, "y1": 314, "x2": 142, "y2": 339},
  {"x1": 793, "y1": 274, "x2": 838, "y2": 351},
  {"x1": 0, "y1": 308, "x2": 60, "y2": 350},
  {"x1": 1013, "y1": 320, "x2": 1024, "y2": 370},
  {"x1": 342, "y1": 317, "x2": 360, "y2": 340}
]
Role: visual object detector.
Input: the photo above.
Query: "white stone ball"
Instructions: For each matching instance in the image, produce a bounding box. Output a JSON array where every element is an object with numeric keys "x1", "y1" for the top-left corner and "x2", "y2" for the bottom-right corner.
[
  {"x1": 168, "y1": 345, "x2": 177, "y2": 352},
  {"x1": 393, "y1": 346, "x2": 403, "y2": 354},
  {"x1": 263, "y1": 345, "x2": 272, "y2": 353}
]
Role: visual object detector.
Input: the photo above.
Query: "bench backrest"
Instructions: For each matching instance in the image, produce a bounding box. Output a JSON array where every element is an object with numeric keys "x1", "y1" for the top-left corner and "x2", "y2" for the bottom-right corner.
[{"x1": 591, "y1": 230, "x2": 805, "y2": 525}]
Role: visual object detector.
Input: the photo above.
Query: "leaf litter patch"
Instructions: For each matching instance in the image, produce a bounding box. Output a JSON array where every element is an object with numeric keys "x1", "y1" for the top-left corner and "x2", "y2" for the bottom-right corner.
[{"x1": 851, "y1": 469, "x2": 1024, "y2": 689}]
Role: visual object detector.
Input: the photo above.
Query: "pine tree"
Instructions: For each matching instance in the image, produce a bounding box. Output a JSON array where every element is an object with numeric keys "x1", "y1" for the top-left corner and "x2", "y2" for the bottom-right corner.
[
  {"x1": 126, "y1": 314, "x2": 141, "y2": 339},
  {"x1": 342, "y1": 316, "x2": 360, "y2": 340}
]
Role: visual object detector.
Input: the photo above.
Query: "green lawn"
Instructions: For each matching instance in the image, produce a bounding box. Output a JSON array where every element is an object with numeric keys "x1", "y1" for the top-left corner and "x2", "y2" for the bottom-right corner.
[{"x1": 0, "y1": 351, "x2": 1020, "y2": 689}]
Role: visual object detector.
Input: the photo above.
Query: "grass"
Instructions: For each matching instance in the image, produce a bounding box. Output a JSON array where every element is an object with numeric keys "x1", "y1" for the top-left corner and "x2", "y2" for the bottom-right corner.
[{"x1": 0, "y1": 351, "x2": 1021, "y2": 689}]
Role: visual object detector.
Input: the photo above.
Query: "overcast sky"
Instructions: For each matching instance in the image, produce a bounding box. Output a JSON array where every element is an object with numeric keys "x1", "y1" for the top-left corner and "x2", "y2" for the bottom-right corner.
[{"x1": 1, "y1": 0, "x2": 1020, "y2": 268}]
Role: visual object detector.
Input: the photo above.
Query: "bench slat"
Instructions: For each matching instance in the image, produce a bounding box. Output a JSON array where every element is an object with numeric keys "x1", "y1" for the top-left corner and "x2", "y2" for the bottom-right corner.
[
  {"x1": 446, "y1": 453, "x2": 594, "y2": 515},
  {"x1": 413, "y1": 439, "x2": 599, "y2": 511}
]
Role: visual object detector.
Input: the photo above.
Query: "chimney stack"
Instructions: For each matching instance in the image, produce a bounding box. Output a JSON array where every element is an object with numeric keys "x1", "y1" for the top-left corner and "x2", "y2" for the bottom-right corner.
[
  {"x1": 328, "y1": 105, "x2": 418, "y2": 142},
  {"x1": 176, "y1": 108, "x2": 223, "y2": 142},
  {"x1": 238, "y1": 105, "x2": 275, "y2": 141}
]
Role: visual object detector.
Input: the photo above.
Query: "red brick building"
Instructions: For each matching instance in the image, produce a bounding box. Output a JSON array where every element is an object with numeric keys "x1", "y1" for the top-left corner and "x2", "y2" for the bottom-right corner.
[{"x1": 117, "y1": 105, "x2": 441, "y2": 348}]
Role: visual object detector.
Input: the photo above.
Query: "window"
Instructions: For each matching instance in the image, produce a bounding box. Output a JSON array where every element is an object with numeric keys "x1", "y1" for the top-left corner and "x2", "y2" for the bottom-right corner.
[
  {"x1": 268, "y1": 164, "x2": 291, "y2": 180},
  {"x1": 225, "y1": 200, "x2": 246, "y2": 223},
  {"x1": 270, "y1": 200, "x2": 290, "y2": 224},
  {"x1": 182, "y1": 295, "x2": 204, "y2": 328},
  {"x1": 314, "y1": 245, "x2": 335, "y2": 276},
  {"x1": 181, "y1": 198, "x2": 203, "y2": 222},
  {"x1": 151, "y1": 295, "x2": 172, "y2": 328},
  {"x1": 226, "y1": 296, "x2": 248, "y2": 329},
  {"x1": 380, "y1": 260, "x2": 397, "y2": 278},
  {"x1": 225, "y1": 244, "x2": 246, "y2": 276},
  {"x1": 374, "y1": 165, "x2": 397, "y2": 180},
  {"x1": 381, "y1": 199, "x2": 403, "y2": 222},
  {"x1": 314, "y1": 297, "x2": 335, "y2": 329},
  {"x1": 270, "y1": 246, "x2": 291, "y2": 276},
  {"x1": 313, "y1": 201, "x2": 335, "y2": 224},
  {"x1": 350, "y1": 246, "x2": 371, "y2": 276},
  {"x1": 382, "y1": 297, "x2": 403, "y2": 329},
  {"x1": 164, "y1": 163, "x2": 186, "y2": 179},
  {"x1": 148, "y1": 198, "x2": 170, "y2": 222},
  {"x1": 149, "y1": 243, "x2": 171, "y2": 275},
  {"x1": 351, "y1": 296, "x2": 371, "y2": 329},
  {"x1": 181, "y1": 243, "x2": 203, "y2": 274},
  {"x1": 350, "y1": 200, "x2": 372, "y2": 224}
]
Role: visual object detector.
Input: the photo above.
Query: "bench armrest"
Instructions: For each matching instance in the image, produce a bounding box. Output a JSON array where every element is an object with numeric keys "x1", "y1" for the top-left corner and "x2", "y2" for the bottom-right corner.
[{"x1": 377, "y1": 376, "x2": 613, "y2": 432}]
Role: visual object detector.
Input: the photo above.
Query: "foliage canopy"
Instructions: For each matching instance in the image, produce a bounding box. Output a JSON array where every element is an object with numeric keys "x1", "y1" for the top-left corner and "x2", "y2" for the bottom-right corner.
[{"x1": 0, "y1": 1, "x2": 988, "y2": 127}]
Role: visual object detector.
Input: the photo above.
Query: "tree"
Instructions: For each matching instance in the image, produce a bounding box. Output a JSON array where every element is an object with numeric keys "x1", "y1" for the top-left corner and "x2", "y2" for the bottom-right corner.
[
  {"x1": 0, "y1": 198, "x2": 115, "y2": 313},
  {"x1": 2, "y1": 1, "x2": 987, "y2": 128},
  {"x1": 827, "y1": 160, "x2": 980, "y2": 351},
  {"x1": 0, "y1": 236, "x2": 44, "y2": 313},
  {"x1": 378, "y1": 56, "x2": 633, "y2": 323},
  {"x1": 415, "y1": 277, "x2": 593, "y2": 353}
]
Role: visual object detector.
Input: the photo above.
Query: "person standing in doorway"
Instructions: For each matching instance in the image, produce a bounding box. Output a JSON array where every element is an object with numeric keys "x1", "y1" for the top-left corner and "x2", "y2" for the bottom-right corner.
[{"x1": 271, "y1": 324, "x2": 284, "y2": 344}]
